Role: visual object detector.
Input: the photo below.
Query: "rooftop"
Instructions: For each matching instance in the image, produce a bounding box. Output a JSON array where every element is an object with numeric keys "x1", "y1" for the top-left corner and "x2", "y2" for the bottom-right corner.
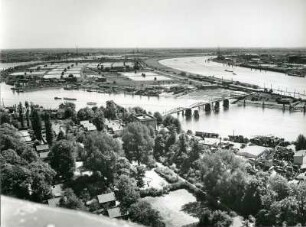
[
  {"x1": 36, "y1": 144, "x2": 49, "y2": 152},
  {"x1": 97, "y1": 192, "x2": 116, "y2": 204},
  {"x1": 39, "y1": 151, "x2": 50, "y2": 159},
  {"x1": 107, "y1": 207, "x2": 124, "y2": 218},
  {"x1": 294, "y1": 150, "x2": 306, "y2": 157},
  {"x1": 134, "y1": 114, "x2": 155, "y2": 121},
  {"x1": 237, "y1": 145, "x2": 267, "y2": 159}
]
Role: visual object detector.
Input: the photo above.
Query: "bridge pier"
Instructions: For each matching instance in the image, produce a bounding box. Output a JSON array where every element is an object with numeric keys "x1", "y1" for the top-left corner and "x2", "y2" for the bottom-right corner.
[
  {"x1": 204, "y1": 103, "x2": 211, "y2": 112},
  {"x1": 214, "y1": 101, "x2": 220, "y2": 111},
  {"x1": 223, "y1": 99, "x2": 229, "y2": 108},
  {"x1": 185, "y1": 108, "x2": 192, "y2": 117},
  {"x1": 194, "y1": 109, "x2": 199, "y2": 118}
]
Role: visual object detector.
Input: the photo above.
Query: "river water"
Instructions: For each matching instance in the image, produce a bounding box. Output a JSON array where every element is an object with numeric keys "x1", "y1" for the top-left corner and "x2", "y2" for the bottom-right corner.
[
  {"x1": 1, "y1": 83, "x2": 305, "y2": 141},
  {"x1": 160, "y1": 56, "x2": 306, "y2": 97}
]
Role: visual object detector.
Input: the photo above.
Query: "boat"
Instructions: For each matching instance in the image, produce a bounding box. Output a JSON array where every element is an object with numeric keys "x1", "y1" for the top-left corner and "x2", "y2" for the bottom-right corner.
[
  {"x1": 87, "y1": 102, "x2": 97, "y2": 105},
  {"x1": 86, "y1": 89, "x2": 93, "y2": 92},
  {"x1": 225, "y1": 69, "x2": 234, "y2": 73},
  {"x1": 54, "y1": 97, "x2": 62, "y2": 100},
  {"x1": 63, "y1": 97, "x2": 77, "y2": 101}
]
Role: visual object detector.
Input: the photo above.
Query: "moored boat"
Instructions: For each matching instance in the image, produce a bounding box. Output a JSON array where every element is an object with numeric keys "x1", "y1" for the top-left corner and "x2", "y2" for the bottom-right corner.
[{"x1": 63, "y1": 97, "x2": 77, "y2": 101}]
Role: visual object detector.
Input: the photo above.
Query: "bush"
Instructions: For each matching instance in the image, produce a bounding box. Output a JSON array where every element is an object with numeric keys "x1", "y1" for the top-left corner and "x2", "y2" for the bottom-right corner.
[
  {"x1": 140, "y1": 188, "x2": 165, "y2": 198},
  {"x1": 155, "y1": 167, "x2": 178, "y2": 183}
]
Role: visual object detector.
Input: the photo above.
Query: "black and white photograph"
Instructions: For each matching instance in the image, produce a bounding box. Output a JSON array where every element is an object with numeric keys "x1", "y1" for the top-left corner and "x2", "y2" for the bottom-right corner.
[{"x1": 1, "y1": 0, "x2": 306, "y2": 226}]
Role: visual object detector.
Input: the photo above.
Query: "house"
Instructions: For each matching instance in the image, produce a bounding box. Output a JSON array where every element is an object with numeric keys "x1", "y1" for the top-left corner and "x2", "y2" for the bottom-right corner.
[
  {"x1": 104, "y1": 119, "x2": 123, "y2": 136},
  {"x1": 35, "y1": 144, "x2": 49, "y2": 153},
  {"x1": 133, "y1": 114, "x2": 157, "y2": 130},
  {"x1": 80, "y1": 120, "x2": 96, "y2": 132},
  {"x1": 237, "y1": 145, "x2": 267, "y2": 159},
  {"x1": 107, "y1": 207, "x2": 126, "y2": 219},
  {"x1": 17, "y1": 130, "x2": 32, "y2": 144},
  {"x1": 97, "y1": 192, "x2": 116, "y2": 206},
  {"x1": 293, "y1": 150, "x2": 306, "y2": 166},
  {"x1": 47, "y1": 197, "x2": 61, "y2": 207},
  {"x1": 48, "y1": 184, "x2": 64, "y2": 207},
  {"x1": 39, "y1": 151, "x2": 50, "y2": 161}
]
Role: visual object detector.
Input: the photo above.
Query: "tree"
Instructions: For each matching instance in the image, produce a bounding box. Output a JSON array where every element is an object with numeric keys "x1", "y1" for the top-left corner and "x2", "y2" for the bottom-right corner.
[
  {"x1": 135, "y1": 165, "x2": 146, "y2": 188},
  {"x1": 199, "y1": 209, "x2": 233, "y2": 227},
  {"x1": 153, "y1": 112, "x2": 163, "y2": 125},
  {"x1": 83, "y1": 131, "x2": 122, "y2": 183},
  {"x1": 77, "y1": 107, "x2": 94, "y2": 121},
  {"x1": 162, "y1": 115, "x2": 181, "y2": 133},
  {"x1": 129, "y1": 201, "x2": 165, "y2": 227},
  {"x1": 21, "y1": 148, "x2": 39, "y2": 163},
  {"x1": 29, "y1": 161, "x2": 56, "y2": 202},
  {"x1": 199, "y1": 150, "x2": 248, "y2": 211},
  {"x1": 153, "y1": 134, "x2": 166, "y2": 160},
  {"x1": 296, "y1": 134, "x2": 306, "y2": 151},
  {"x1": 57, "y1": 130, "x2": 66, "y2": 141},
  {"x1": 0, "y1": 123, "x2": 29, "y2": 155},
  {"x1": 116, "y1": 175, "x2": 140, "y2": 211},
  {"x1": 92, "y1": 110, "x2": 105, "y2": 131},
  {"x1": 115, "y1": 157, "x2": 132, "y2": 177},
  {"x1": 1, "y1": 164, "x2": 33, "y2": 199},
  {"x1": 122, "y1": 122, "x2": 154, "y2": 165},
  {"x1": 59, "y1": 102, "x2": 76, "y2": 119},
  {"x1": 59, "y1": 188, "x2": 86, "y2": 211},
  {"x1": 48, "y1": 140, "x2": 76, "y2": 180},
  {"x1": 18, "y1": 102, "x2": 24, "y2": 128},
  {"x1": 31, "y1": 109, "x2": 42, "y2": 140},
  {"x1": 0, "y1": 110, "x2": 10, "y2": 125},
  {"x1": 44, "y1": 113, "x2": 53, "y2": 145},
  {"x1": 104, "y1": 101, "x2": 118, "y2": 120}
]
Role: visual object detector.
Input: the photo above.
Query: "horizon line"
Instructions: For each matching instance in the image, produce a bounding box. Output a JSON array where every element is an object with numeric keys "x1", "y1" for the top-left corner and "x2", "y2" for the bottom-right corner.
[{"x1": 1, "y1": 46, "x2": 306, "y2": 51}]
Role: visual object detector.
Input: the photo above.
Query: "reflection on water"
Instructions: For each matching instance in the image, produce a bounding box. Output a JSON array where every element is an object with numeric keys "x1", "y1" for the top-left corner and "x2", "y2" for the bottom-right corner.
[{"x1": 1, "y1": 83, "x2": 305, "y2": 140}]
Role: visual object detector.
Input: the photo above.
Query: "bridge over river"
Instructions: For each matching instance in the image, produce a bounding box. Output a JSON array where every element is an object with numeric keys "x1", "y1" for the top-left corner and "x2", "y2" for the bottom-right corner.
[{"x1": 163, "y1": 94, "x2": 245, "y2": 116}]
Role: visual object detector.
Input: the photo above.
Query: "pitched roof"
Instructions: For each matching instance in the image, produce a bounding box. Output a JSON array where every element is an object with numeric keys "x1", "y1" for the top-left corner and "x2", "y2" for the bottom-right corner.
[
  {"x1": 294, "y1": 150, "x2": 306, "y2": 157},
  {"x1": 39, "y1": 151, "x2": 50, "y2": 159},
  {"x1": 18, "y1": 130, "x2": 30, "y2": 137},
  {"x1": 36, "y1": 144, "x2": 50, "y2": 152},
  {"x1": 237, "y1": 145, "x2": 267, "y2": 158},
  {"x1": 107, "y1": 207, "x2": 123, "y2": 218},
  {"x1": 97, "y1": 192, "x2": 116, "y2": 204}
]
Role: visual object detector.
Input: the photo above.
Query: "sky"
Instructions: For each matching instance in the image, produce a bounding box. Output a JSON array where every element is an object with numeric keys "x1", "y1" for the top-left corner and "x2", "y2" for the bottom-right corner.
[{"x1": 0, "y1": 0, "x2": 306, "y2": 49}]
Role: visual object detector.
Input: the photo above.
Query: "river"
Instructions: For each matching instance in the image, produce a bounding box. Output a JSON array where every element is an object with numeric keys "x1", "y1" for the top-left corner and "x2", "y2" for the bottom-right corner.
[
  {"x1": 1, "y1": 83, "x2": 305, "y2": 141},
  {"x1": 160, "y1": 56, "x2": 306, "y2": 97}
]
